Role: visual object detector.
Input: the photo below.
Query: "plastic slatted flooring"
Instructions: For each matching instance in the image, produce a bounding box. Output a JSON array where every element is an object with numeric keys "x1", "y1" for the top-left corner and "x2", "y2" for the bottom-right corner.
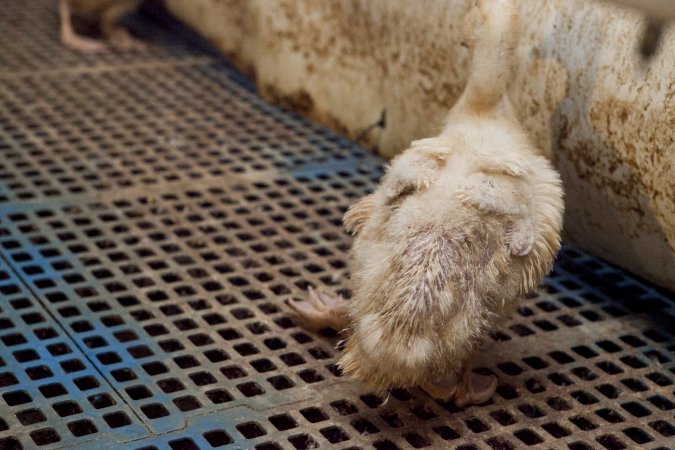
[{"x1": 0, "y1": 1, "x2": 673, "y2": 449}]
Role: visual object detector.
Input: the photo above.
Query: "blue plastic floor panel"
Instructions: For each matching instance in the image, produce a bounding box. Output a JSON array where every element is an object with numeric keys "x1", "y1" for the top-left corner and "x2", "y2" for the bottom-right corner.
[
  {"x1": 0, "y1": 0, "x2": 673, "y2": 449},
  {"x1": 0, "y1": 258, "x2": 147, "y2": 447}
]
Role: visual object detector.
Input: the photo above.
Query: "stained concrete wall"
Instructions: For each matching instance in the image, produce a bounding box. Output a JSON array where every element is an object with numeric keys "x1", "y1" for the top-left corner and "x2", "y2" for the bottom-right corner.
[{"x1": 165, "y1": 0, "x2": 675, "y2": 290}]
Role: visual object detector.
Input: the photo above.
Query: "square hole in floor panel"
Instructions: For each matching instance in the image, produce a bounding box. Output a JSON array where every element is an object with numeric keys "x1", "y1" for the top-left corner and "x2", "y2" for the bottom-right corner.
[
  {"x1": 189, "y1": 371, "x2": 217, "y2": 386},
  {"x1": 61, "y1": 359, "x2": 86, "y2": 373},
  {"x1": 237, "y1": 381, "x2": 265, "y2": 397},
  {"x1": 126, "y1": 385, "x2": 153, "y2": 400},
  {"x1": 205, "y1": 389, "x2": 234, "y2": 405},
  {"x1": 595, "y1": 434, "x2": 627, "y2": 450},
  {"x1": 269, "y1": 413, "x2": 299, "y2": 431},
  {"x1": 485, "y1": 437, "x2": 515, "y2": 450},
  {"x1": 331, "y1": 400, "x2": 358, "y2": 416},
  {"x1": 267, "y1": 375, "x2": 295, "y2": 390},
  {"x1": 173, "y1": 395, "x2": 202, "y2": 412},
  {"x1": 74, "y1": 375, "x2": 100, "y2": 391},
  {"x1": 0, "y1": 372, "x2": 19, "y2": 387},
  {"x1": 541, "y1": 422, "x2": 571, "y2": 438},
  {"x1": 30, "y1": 428, "x2": 61, "y2": 446},
  {"x1": 237, "y1": 422, "x2": 267, "y2": 439},
  {"x1": 103, "y1": 411, "x2": 133, "y2": 429},
  {"x1": 204, "y1": 349, "x2": 229, "y2": 363},
  {"x1": 513, "y1": 429, "x2": 544, "y2": 446},
  {"x1": 620, "y1": 401, "x2": 652, "y2": 418},
  {"x1": 88, "y1": 393, "x2": 116, "y2": 409},
  {"x1": 251, "y1": 358, "x2": 277, "y2": 373},
  {"x1": 169, "y1": 438, "x2": 199, "y2": 450},
  {"x1": 203, "y1": 430, "x2": 234, "y2": 447},
  {"x1": 111, "y1": 368, "x2": 138, "y2": 382},
  {"x1": 372, "y1": 439, "x2": 400, "y2": 450},
  {"x1": 158, "y1": 378, "x2": 186, "y2": 393},
  {"x1": 297, "y1": 368, "x2": 324, "y2": 383},
  {"x1": 16, "y1": 408, "x2": 47, "y2": 425},
  {"x1": 465, "y1": 417, "x2": 490, "y2": 433},
  {"x1": 141, "y1": 403, "x2": 170, "y2": 419},
  {"x1": 288, "y1": 434, "x2": 319, "y2": 450},
  {"x1": 13, "y1": 349, "x2": 39, "y2": 363},
  {"x1": 490, "y1": 409, "x2": 517, "y2": 426},
  {"x1": 53, "y1": 400, "x2": 83, "y2": 417},
  {"x1": 68, "y1": 419, "x2": 98, "y2": 437},
  {"x1": 39, "y1": 383, "x2": 68, "y2": 398},
  {"x1": 404, "y1": 432, "x2": 431, "y2": 448},
  {"x1": 648, "y1": 395, "x2": 674, "y2": 411},
  {"x1": 321, "y1": 426, "x2": 350, "y2": 444},
  {"x1": 0, "y1": 437, "x2": 21, "y2": 449},
  {"x1": 351, "y1": 418, "x2": 379, "y2": 435},
  {"x1": 569, "y1": 415, "x2": 598, "y2": 431},
  {"x1": 143, "y1": 361, "x2": 169, "y2": 376},
  {"x1": 174, "y1": 355, "x2": 200, "y2": 369},
  {"x1": 648, "y1": 420, "x2": 675, "y2": 437},
  {"x1": 622, "y1": 427, "x2": 653, "y2": 444},
  {"x1": 256, "y1": 443, "x2": 282, "y2": 450},
  {"x1": 518, "y1": 404, "x2": 545, "y2": 419},
  {"x1": 300, "y1": 407, "x2": 329, "y2": 423},
  {"x1": 4, "y1": 390, "x2": 32, "y2": 406}
]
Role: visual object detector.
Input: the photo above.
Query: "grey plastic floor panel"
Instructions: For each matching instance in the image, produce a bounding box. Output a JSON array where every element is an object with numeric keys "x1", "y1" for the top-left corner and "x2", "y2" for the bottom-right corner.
[{"x1": 0, "y1": 1, "x2": 673, "y2": 449}]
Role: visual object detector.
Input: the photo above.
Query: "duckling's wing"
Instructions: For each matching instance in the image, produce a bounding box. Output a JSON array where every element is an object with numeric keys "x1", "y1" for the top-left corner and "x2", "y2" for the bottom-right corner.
[
  {"x1": 380, "y1": 137, "x2": 450, "y2": 199},
  {"x1": 457, "y1": 172, "x2": 535, "y2": 256}
]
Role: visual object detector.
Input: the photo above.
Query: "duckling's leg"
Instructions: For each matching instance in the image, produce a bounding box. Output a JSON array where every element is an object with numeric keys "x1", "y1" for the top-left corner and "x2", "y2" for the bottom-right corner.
[
  {"x1": 286, "y1": 287, "x2": 350, "y2": 332},
  {"x1": 101, "y1": 0, "x2": 146, "y2": 51},
  {"x1": 59, "y1": 0, "x2": 107, "y2": 52}
]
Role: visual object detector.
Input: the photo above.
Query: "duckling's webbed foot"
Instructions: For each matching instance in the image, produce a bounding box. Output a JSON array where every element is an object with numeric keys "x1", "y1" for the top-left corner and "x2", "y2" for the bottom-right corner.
[
  {"x1": 62, "y1": 33, "x2": 107, "y2": 53},
  {"x1": 452, "y1": 369, "x2": 498, "y2": 407},
  {"x1": 422, "y1": 365, "x2": 497, "y2": 407},
  {"x1": 286, "y1": 287, "x2": 350, "y2": 332}
]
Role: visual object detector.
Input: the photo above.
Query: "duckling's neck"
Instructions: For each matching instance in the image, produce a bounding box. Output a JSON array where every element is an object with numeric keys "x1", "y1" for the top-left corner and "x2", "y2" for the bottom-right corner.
[{"x1": 458, "y1": 0, "x2": 520, "y2": 117}]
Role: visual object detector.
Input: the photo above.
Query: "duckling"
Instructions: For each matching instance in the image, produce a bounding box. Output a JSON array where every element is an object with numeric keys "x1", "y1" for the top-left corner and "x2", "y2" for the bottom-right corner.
[
  {"x1": 59, "y1": 0, "x2": 145, "y2": 52},
  {"x1": 288, "y1": 0, "x2": 564, "y2": 406}
]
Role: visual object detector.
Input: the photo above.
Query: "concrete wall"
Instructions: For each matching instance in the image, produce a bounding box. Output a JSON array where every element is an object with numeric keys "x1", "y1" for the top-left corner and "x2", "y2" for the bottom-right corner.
[{"x1": 165, "y1": 0, "x2": 675, "y2": 290}]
